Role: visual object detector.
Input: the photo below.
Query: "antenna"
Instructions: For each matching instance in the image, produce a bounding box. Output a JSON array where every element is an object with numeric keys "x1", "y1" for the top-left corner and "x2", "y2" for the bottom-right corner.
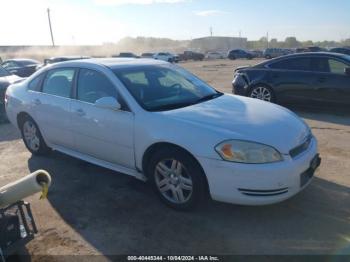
[{"x1": 47, "y1": 8, "x2": 55, "y2": 47}]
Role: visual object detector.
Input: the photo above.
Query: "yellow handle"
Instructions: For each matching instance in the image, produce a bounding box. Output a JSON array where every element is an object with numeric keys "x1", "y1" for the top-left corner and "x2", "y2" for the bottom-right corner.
[{"x1": 39, "y1": 183, "x2": 49, "y2": 200}]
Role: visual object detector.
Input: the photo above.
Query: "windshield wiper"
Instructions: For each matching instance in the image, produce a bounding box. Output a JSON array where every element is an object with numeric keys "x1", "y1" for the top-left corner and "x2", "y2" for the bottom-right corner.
[
  {"x1": 149, "y1": 102, "x2": 196, "y2": 112},
  {"x1": 194, "y1": 92, "x2": 223, "y2": 104}
]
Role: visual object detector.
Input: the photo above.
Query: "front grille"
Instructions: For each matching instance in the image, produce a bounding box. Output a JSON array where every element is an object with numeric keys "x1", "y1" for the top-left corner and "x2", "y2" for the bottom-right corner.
[
  {"x1": 238, "y1": 187, "x2": 289, "y2": 197},
  {"x1": 290, "y1": 134, "x2": 312, "y2": 158}
]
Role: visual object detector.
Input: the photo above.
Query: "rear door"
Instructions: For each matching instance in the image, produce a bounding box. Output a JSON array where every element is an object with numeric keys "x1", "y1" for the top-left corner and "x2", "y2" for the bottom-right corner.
[
  {"x1": 267, "y1": 57, "x2": 317, "y2": 103},
  {"x1": 310, "y1": 57, "x2": 350, "y2": 105},
  {"x1": 34, "y1": 68, "x2": 76, "y2": 148}
]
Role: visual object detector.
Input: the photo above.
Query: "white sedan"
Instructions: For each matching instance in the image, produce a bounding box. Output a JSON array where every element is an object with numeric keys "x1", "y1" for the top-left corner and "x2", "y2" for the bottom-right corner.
[
  {"x1": 5, "y1": 58, "x2": 321, "y2": 210},
  {"x1": 206, "y1": 52, "x2": 226, "y2": 59}
]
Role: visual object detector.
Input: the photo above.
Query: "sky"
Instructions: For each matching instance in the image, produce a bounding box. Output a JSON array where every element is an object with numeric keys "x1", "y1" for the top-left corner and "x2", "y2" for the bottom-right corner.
[{"x1": 0, "y1": 0, "x2": 349, "y2": 45}]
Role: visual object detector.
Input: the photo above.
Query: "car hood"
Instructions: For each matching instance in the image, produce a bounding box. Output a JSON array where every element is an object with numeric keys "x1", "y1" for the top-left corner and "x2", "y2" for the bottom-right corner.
[
  {"x1": 161, "y1": 94, "x2": 310, "y2": 154},
  {"x1": 0, "y1": 75, "x2": 23, "y2": 88}
]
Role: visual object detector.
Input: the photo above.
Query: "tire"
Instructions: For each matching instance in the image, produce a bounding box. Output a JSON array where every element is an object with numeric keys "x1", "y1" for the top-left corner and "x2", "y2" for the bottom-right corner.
[
  {"x1": 19, "y1": 115, "x2": 51, "y2": 155},
  {"x1": 146, "y1": 147, "x2": 207, "y2": 210},
  {"x1": 248, "y1": 85, "x2": 276, "y2": 103}
]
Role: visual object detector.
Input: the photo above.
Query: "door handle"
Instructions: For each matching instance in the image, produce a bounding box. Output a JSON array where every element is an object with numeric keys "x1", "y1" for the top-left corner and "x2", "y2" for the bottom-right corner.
[
  {"x1": 75, "y1": 108, "x2": 86, "y2": 117},
  {"x1": 32, "y1": 98, "x2": 41, "y2": 106}
]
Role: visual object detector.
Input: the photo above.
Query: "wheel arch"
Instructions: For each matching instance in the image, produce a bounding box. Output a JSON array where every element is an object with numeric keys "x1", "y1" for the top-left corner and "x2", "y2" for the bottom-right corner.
[
  {"x1": 17, "y1": 111, "x2": 33, "y2": 129},
  {"x1": 141, "y1": 142, "x2": 210, "y2": 193},
  {"x1": 247, "y1": 82, "x2": 277, "y2": 102}
]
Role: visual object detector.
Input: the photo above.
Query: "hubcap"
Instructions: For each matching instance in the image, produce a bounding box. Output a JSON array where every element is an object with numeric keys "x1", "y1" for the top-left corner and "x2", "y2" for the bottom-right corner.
[
  {"x1": 250, "y1": 87, "x2": 272, "y2": 102},
  {"x1": 154, "y1": 159, "x2": 193, "y2": 204},
  {"x1": 23, "y1": 121, "x2": 40, "y2": 151}
]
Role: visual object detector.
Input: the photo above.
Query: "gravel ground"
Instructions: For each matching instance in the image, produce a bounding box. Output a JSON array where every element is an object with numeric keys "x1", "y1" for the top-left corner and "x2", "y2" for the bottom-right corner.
[{"x1": 0, "y1": 59, "x2": 350, "y2": 260}]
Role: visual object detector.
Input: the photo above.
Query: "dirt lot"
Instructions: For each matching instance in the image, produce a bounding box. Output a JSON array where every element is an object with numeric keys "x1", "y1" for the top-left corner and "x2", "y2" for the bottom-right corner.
[{"x1": 0, "y1": 59, "x2": 350, "y2": 259}]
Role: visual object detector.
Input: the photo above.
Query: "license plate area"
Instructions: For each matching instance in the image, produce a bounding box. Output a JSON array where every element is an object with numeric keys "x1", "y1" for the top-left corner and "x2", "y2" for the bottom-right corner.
[{"x1": 300, "y1": 154, "x2": 321, "y2": 187}]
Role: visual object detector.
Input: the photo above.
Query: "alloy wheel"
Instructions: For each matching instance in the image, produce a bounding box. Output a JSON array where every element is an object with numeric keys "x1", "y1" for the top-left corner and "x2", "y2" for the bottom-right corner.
[
  {"x1": 23, "y1": 121, "x2": 40, "y2": 152},
  {"x1": 250, "y1": 86, "x2": 272, "y2": 102},
  {"x1": 154, "y1": 159, "x2": 193, "y2": 204}
]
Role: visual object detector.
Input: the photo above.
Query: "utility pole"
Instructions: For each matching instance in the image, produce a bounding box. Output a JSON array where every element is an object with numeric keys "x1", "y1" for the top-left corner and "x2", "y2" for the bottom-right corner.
[
  {"x1": 210, "y1": 27, "x2": 213, "y2": 37},
  {"x1": 266, "y1": 31, "x2": 269, "y2": 49},
  {"x1": 47, "y1": 8, "x2": 55, "y2": 47}
]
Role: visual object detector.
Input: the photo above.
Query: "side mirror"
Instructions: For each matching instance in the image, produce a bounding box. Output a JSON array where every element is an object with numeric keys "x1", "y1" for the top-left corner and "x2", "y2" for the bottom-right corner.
[
  {"x1": 94, "y1": 97, "x2": 121, "y2": 111},
  {"x1": 345, "y1": 67, "x2": 350, "y2": 76}
]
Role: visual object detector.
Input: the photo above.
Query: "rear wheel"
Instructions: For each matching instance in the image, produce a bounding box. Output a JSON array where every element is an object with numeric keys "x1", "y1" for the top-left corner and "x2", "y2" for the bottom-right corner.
[
  {"x1": 249, "y1": 85, "x2": 275, "y2": 103},
  {"x1": 147, "y1": 147, "x2": 207, "y2": 210},
  {"x1": 19, "y1": 115, "x2": 51, "y2": 155}
]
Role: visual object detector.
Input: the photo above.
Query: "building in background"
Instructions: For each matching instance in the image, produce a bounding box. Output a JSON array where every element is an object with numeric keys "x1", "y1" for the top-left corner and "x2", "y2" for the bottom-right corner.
[{"x1": 190, "y1": 36, "x2": 248, "y2": 52}]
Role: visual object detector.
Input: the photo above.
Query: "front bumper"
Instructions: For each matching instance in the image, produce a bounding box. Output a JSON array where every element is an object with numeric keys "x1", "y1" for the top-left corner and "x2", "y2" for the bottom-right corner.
[
  {"x1": 197, "y1": 137, "x2": 320, "y2": 205},
  {"x1": 232, "y1": 74, "x2": 248, "y2": 96}
]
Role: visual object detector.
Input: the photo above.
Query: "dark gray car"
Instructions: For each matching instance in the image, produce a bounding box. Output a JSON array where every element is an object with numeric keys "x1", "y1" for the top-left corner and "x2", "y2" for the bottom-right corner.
[{"x1": 232, "y1": 52, "x2": 350, "y2": 106}]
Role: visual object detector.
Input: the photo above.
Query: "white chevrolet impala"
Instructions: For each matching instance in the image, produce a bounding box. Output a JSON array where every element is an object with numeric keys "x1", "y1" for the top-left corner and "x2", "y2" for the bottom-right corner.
[{"x1": 5, "y1": 58, "x2": 321, "y2": 210}]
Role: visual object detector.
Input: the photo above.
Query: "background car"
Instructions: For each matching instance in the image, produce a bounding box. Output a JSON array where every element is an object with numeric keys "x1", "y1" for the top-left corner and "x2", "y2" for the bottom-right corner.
[
  {"x1": 329, "y1": 47, "x2": 350, "y2": 56},
  {"x1": 141, "y1": 52, "x2": 155, "y2": 58},
  {"x1": 227, "y1": 49, "x2": 253, "y2": 60},
  {"x1": 36, "y1": 56, "x2": 90, "y2": 70},
  {"x1": 113, "y1": 52, "x2": 139, "y2": 58},
  {"x1": 153, "y1": 52, "x2": 175, "y2": 62},
  {"x1": 178, "y1": 51, "x2": 205, "y2": 61},
  {"x1": 1, "y1": 59, "x2": 40, "y2": 77},
  {"x1": 263, "y1": 48, "x2": 290, "y2": 59},
  {"x1": 232, "y1": 52, "x2": 350, "y2": 105},
  {"x1": 0, "y1": 66, "x2": 22, "y2": 121},
  {"x1": 249, "y1": 50, "x2": 264, "y2": 58},
  {"x1": 206, "y1": 52, "x2": 226, "y2": 59}
]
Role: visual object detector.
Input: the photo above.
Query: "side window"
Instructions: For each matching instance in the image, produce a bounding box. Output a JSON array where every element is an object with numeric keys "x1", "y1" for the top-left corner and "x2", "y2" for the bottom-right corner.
[
  {"x1": 310, "y1": 58, "x2": 329, "y2": 73},
  {"x1": 77, "y1": 69, "x2": 117, "y2": 104},
  {"x1": 328, "y1": 59, "x2": 348, "y2": 75},
  {"x1": 28, "y1": 73, "x2": 45, "y2": 91},
  {"x1": 269, "y1": 58, "x2": 311, "y2": 71},
  {"x1": 42, "y1": 69, "x2": 75, "y2": 98}
]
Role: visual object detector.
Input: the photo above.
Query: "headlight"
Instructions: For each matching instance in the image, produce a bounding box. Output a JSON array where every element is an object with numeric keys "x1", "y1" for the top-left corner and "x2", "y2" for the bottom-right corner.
[{"x1": 215, "y1": 140, "x2": 283, "y2": 164}]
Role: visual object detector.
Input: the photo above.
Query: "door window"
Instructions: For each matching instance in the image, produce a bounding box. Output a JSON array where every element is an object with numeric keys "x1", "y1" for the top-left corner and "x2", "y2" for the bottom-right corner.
[
  {"x1": 328, "y1": 59, "x2": 348, "y2": 75},
  {"x1": 310, "y1": 58, "x2": 329, "y2": 73},
  {"x1": 269, "y1": 58, "x2": 312, "y2": 71},
  {"x1": 42, "y1": 68, "x2": 75, "y2": 98},
  {"x1": 28, "y1": 73, "x2": 45, "y2": 91},
  {"x1": 77, "y1": 69, "x2": 117, "y2": 104}
]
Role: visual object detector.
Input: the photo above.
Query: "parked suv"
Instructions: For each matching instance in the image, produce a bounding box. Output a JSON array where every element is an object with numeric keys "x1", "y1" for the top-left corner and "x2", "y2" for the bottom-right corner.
[
  {"x1": 263, "y1": 48, "x2": 290, "y2": 59},
  {"x1": 179, "y1": 51, "x2": 205, "y2": 61},
  {"x1": 227, "y1": 49, "x2": 253, "y2": 60}
]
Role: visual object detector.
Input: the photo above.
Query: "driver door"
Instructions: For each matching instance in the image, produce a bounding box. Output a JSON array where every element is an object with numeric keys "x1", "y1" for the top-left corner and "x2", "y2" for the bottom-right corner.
[{"x1": 70, "y1": 68, "x2": 135, "y2": 168}]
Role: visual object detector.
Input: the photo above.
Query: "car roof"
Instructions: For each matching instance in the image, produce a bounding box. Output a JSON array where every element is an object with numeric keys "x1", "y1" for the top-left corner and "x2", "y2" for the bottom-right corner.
[
  {"x1": 253, "y1": 52, "x2": 350, "y2": 68},
  {"x1": 49, "y1": 56, "x2": 89, "y2": 59},
  {"x1": 48, "y1": 58, "x2": 169, "y2": 70}
]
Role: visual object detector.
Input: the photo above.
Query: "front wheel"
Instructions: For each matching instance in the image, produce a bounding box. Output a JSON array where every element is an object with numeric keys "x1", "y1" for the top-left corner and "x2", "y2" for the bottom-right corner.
[
  {"x1": 248, "y1": 85, "x2": 275, "y2": 103},
  {"x1": 147, "y1": 148, "x2": 207, "y2": 210},
  {"x1": 19, "y1": 115, "x2": 51, "y2": 155}
]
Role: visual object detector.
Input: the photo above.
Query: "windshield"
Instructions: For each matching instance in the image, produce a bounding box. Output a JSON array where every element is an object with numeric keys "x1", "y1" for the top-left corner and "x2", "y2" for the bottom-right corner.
[
  {"x1": 114, "y1": 65, "x2": 221, "y2": 111},
  {"x1": 0, "y1": 66, "x2": 11, "y2": 77}
]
